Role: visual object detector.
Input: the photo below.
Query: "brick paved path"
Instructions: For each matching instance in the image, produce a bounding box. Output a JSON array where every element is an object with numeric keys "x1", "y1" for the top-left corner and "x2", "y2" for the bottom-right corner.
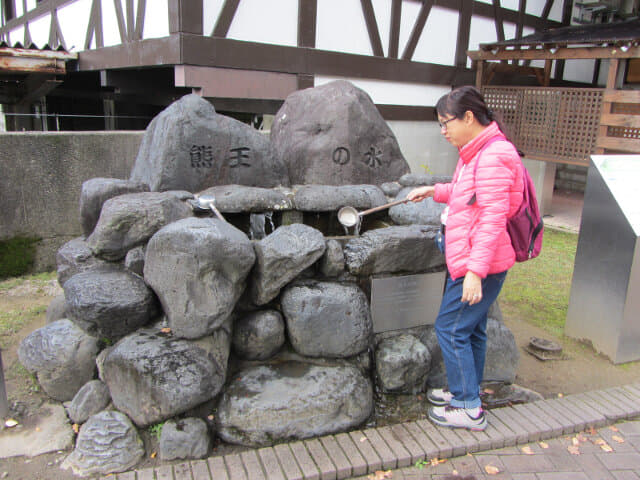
[{"x1": 105, "y1": 384, "x2": 640, "y2": 480}]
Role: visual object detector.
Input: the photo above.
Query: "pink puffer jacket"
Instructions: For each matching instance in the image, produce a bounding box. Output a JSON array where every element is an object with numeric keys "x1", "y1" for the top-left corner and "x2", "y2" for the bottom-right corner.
[{"x1": 434, "y1": 122, "x2": 524, "y2": 280}]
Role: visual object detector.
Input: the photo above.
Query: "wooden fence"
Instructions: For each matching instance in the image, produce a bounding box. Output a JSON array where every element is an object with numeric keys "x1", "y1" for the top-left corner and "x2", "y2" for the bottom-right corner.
[
  {"x1": 597, "y1": 89, "x2": 640, "y2": 154},
  {"x1": 482, "y1": 86, "x2": 605, "y2": 166}
]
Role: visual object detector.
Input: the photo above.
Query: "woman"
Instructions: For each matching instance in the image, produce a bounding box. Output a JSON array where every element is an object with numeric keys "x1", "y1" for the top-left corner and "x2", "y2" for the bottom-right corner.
[{"x1": 407, "y1": 86, "x2": 524, "y2": 431}]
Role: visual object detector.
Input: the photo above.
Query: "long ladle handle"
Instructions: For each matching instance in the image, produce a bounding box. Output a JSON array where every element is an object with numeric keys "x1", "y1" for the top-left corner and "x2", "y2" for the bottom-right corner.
[{"x1": 359, "y1": 198, "x2": 410, "y2": 217}]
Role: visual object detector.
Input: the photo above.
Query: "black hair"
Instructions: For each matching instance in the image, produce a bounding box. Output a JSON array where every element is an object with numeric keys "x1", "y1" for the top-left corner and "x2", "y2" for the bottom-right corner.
[{"x1": 436, "y1": 85, "x2": 522, "y2": 155}]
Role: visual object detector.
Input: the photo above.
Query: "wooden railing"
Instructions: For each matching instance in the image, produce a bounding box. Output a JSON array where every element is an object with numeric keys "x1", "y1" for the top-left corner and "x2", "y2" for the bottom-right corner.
[
  {"x1": 483, "y1": 86, "x2": 605, "y2": 166},
  {"x1": 597, "y1": 89, "x2": 640, "y2": 154}
]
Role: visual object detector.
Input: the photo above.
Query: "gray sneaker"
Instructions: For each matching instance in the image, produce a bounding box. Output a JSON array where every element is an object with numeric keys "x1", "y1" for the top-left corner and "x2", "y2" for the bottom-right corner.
[
  {"x1": 428, "y1": 405, "x2": 487, "y2": 431},
  {"x1": 427, "y1": 388, "x2": 454, "y2": 406}
]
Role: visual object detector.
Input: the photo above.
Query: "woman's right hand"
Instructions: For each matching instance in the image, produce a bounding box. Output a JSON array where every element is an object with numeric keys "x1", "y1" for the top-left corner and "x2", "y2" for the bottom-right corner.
[{"x1": 406, "y1": 186, "x2": 435, "y2": 203}]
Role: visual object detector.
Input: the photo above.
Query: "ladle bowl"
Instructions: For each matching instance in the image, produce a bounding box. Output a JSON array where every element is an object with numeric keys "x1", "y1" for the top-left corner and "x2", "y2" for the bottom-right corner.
[
  {"x1": 195, "y1": 194, "x2": 226, "y2": 222},
  {"x1": 337, "y1": 198, "x2": 410, "y2": 228}
]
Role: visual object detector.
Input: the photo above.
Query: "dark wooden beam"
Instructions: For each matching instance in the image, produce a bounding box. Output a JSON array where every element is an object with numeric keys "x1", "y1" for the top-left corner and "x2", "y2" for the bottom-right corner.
[
  {"x1": 168, "y1": 0, "x2": 203, "y2": 35},
  {"x1": 492, "y1": 0, "x2": 505, "y2": 43},
  {"x1": 360, "y1": 0, "x2": 384, "y2": 57},
  {"x1": 377, "y1": 104, "x2": 436, "y2": 121},
  {"x1": 113, "y1": 0, "x2": 127, "y2": 43},
  {"x1": 212, "y1": 0, "x2": 240, "y2": 38},
  {"x1": 297, "y1": 0, "x2": 317, "y2": 48},
  {"x1": 540, "y1": 0, "x2": 554, "y2": 21},
  {"x1": 388, "y1": 0, "x2": 402, "y2": 59},
  {"x1": 84, "y1": 0, "x2": 103, "y2": 49},
  {"x1": 135, "y1": 0, "x2": 147, "y2": 41},
  {"x1": 554, "y1": 0, "x2": 573, "y2": 80},
  {"x1": 455, "y1": 0, "x2": 472, "y2": 68},
  {"x1": 402, "y1": 0, "x2": 434, "y2": 61}
]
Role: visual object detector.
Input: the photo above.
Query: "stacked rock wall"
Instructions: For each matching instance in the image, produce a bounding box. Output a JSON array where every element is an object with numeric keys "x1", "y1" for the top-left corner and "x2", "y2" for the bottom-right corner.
[{"x1": 18, "y1": 83, "x2": 520, "y2": 477}]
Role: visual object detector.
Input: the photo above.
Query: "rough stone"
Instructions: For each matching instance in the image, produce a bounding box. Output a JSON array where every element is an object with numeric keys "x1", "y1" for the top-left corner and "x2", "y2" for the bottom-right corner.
[
  {"x1": 63, "y1": 269, "x2": 160, "y2": 341},
  {"x1": 216, "y1": 362, "x2": 373, "y2": 447},
  {"x1": 67, "y1": 380, "x2": 111, "y2": 424},
  {"x1": 56, "y1": 237, "x2": 116, "y2": 286},
  {"x1": 124, "y1": 246, "x2": 145, "y2": 276},
  {"x1": 388, "y1": 187, "x2": 445, "y2": 226},
  {"x1": 159, "y1": 418, "x2": 211, "y2": 461},
  {"x1": 46, "y1": 293, "x2": 68, "y2": 323},
  {"x1": 144, "y1": 217, "x2": 255, "y2": 339},
  {"x1": 381, "y1": 181, "x2": 402, "y2": 197},
  {"x1": 196, "y1": 185, "x2": 292, "y2": 213},
  {"x1": 101, "y1": 322, "x2": 231, "y2": 427},
  {"x1": 251, "y1": 224, "x2": 326, "y2": 305},
  {"x1": 398, "y1": 173, "x2": 453, "y2": 187},
  {"x1": 86, "y1": 191, "x2": 193, "y2": 261},
  {"x1": 319, "y1": 239, "x2": 345, "y2": 277},
  {"x1": 281, "y1": 281, "x2": 372, "y2": 358},
  {"x1": 375, "y1": 334, "x2": 431, "y2": 394},
  {"x1": 344, "y1": 225, "x2": 444, "y2": 276},
  {"x1": 80, "y1": 177, "x2": 149, "y2": 237},
  {"x1": 293, "y1": 185, "x2": 386, "y2": 212},
  {"x1": 18, "y1": 319, "x2": 99, "y2": 401},
  {"x1": 232, "y1": 310, "x2": 286, "y2": 360},
  {"x1": 130, "y1": 94, "x2": 288, "y2": 191},
  {"x1": 271, "y1": 80, "x2": 410, "y2": 185},
  {"x1": 61, "y1": 410, "x2": 145, "y2": 476}
]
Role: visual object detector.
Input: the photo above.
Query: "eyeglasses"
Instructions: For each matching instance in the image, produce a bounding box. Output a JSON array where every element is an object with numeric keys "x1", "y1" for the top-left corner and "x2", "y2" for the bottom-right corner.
[{"x1": 438, "y1": 117, "x2": 457, "y2": 130}]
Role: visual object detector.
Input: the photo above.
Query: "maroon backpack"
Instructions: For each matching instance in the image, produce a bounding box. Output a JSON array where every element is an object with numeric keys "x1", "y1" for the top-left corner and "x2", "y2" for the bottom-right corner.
[{"x1": 472, "y1": 136, "x2": 544, "y2": 262}]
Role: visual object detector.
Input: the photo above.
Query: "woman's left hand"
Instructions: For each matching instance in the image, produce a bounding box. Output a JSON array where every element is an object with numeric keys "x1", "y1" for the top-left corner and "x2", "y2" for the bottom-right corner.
[{"x1": 462, "y1": 271, "x2": 483, "y2": 305}]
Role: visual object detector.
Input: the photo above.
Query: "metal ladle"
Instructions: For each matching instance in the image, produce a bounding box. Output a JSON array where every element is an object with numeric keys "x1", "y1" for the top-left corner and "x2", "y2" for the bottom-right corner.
[
  {"x1": 337, "y1": 198, "x2": 410, "y2": 228},
  {"x1": 195, "y1": 194, "x2": 226, "y2": 222}
]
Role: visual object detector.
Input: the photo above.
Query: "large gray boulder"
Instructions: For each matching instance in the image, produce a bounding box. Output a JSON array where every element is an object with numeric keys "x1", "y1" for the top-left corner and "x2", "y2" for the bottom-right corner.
[
  {"x1": 130, "y1": 94, "x2": 288, "y2": 191},
  {"x1": 144, "y1": 217, "x2": 255, "y2": 339},
  {"x1": 292, "y1": 185, "x2": 386, "y2": 212},
  {"x1": 63, "y1": 270, "x2": 160, "y2": 341},
  {"x1": 56, "y1": 237, "x2": 115, "y2": 286},
  {"x1": 18, "y1": 319, "x2": 99, "y2": 401},
  {"x1": 319, "y1": 239, "x2": 345, "y2": 277},
  {"x1": 251, "y1": 224, "x2": 326, "y2": 305},
  {"x1": 344, "y1": 225, "x2": 444, "y2": 275},
  {"x1": 80, "y1": 177, "x2": 149, "y2": 237},
  {"x1": 388, "y1": 187, "x2": 445, "y2": 226},
  {"x1": 398, "y1": 173, "x2": 453, "y2": 186},
  {"x1": 216, "y1": 362, "x2": 373, "y2": 447},
  {"x1": 61, "y1": 410, "x2": 145, "y2": 476},
  {"x1": 101, "y1": 323, "x2": 231, "y2": 427},
  {"x1": 281, "y1": 282, "x2": 372, "y2": 358},
  {"x1": 271, "y1": 81, "x2": 410, "y2": 185},
  {"x1": 232, "y1": 310, "x2": 286, "y2": 360},
  {"x1": 67, "y1": 380, "x2": 112, "y2": 424},
  {"x1": 375, "y1": 334, "x2": 430, "y2": 394},
  {"x1": 196, "y1": 185, "x2": 292, "y2": 213},
  {"x1": 86, "y1": 191, "x2": 193, "y2": 261},
  {"x1": 159, "y1": 418, "x2": 210, "y2": 461}
]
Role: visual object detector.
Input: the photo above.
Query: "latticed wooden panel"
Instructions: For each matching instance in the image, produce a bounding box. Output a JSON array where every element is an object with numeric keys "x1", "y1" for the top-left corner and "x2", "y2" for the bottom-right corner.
[{"x1": 482, "y1": 87, "x2": 604, "y2": 166}]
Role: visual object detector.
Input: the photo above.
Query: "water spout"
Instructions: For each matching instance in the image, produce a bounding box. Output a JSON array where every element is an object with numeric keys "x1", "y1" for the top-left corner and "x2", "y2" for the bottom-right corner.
[{"x1": 249, "y1": 213, "x2": 267, "y2": 240}]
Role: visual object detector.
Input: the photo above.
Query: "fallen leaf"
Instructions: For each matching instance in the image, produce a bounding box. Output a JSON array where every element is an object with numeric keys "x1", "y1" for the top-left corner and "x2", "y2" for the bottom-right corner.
[
  {"x1": 572, "y1": 437, "x2": 580, "y2": 446},
  {"x1": 612, "y1": 435, "x2": 625, "y2": 443},
  {"x1": 452, "y1": 470, "x2": 459, "y2": 475},
  {"x1": 4, "y1": 419, "x2": 18, "y2": 428},
  {"x1": 72, "y1": 423, "x2": 79, "y2": 433},
  {"x1": 485, "y1": 464, "x2": 501, "y2": 475},
  {"x1": 160, "y1": 327, "x2": 171, "y2": 334},
  {"x1": 593, "y1": 438, "x2": 606, "y2": 446},
  {"x1": 576, "y1": 433, "x2": 587, "y2": 443},
  {"x1": 567, "y1": 445, "x2": 581, "y2": 455},
  {"x1": 539, "y1": 442, "x2": 549, "y2": 449},
  {"x1": 360, "y1": 436, "x2": 368, "y2": 442},
  {"x1": 430, "y1": 458, "x2": 447, "y2": 466},
  {"x1": 150, "y1": 452, "x2": 157, "y2": 459},
  {"x1": 521, "y1": 446, "x2": 534, "y2": 455},
  {"x1": 367, "y1": 470, "x2": 392, "y2": 480},
  {"x1": 610, "y1": 425, "x2": 619, "y2": 432},
  {"x1": 588, "y1": 426, "x2": 597, "y2": 435},
  {"x1": 558, "y1": 393, "x2": 564, "y2": 398},
  {"x1": 483, "y1": 388, "x2": 495, "y2": 395},
  {"x1": 600, "y1": 443, "x2": 613, "y2": 452},
  {"x1": 207, "y1": 415, "x2": 214, "y2": 421},
  {"x1": 35, "y1": 427, "x2": 41, "y2": 432}
]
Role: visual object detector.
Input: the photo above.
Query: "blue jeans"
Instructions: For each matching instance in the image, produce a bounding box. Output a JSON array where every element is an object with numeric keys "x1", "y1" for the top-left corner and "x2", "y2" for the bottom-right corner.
[{"x1": 435, "y1": 268, "x2": 508, "y2": 409}]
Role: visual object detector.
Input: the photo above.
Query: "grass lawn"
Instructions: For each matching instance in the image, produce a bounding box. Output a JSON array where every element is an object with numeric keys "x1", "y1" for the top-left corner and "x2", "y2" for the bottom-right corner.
[{"x1": 499, "y1": 227, "x2": 579, "y2": 338}]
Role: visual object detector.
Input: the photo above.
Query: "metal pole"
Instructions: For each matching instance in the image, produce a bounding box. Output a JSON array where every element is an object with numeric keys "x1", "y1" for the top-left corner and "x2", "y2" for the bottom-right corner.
[{"x1": 0, "y1": 348, "x2": 9, "y2": 420}]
